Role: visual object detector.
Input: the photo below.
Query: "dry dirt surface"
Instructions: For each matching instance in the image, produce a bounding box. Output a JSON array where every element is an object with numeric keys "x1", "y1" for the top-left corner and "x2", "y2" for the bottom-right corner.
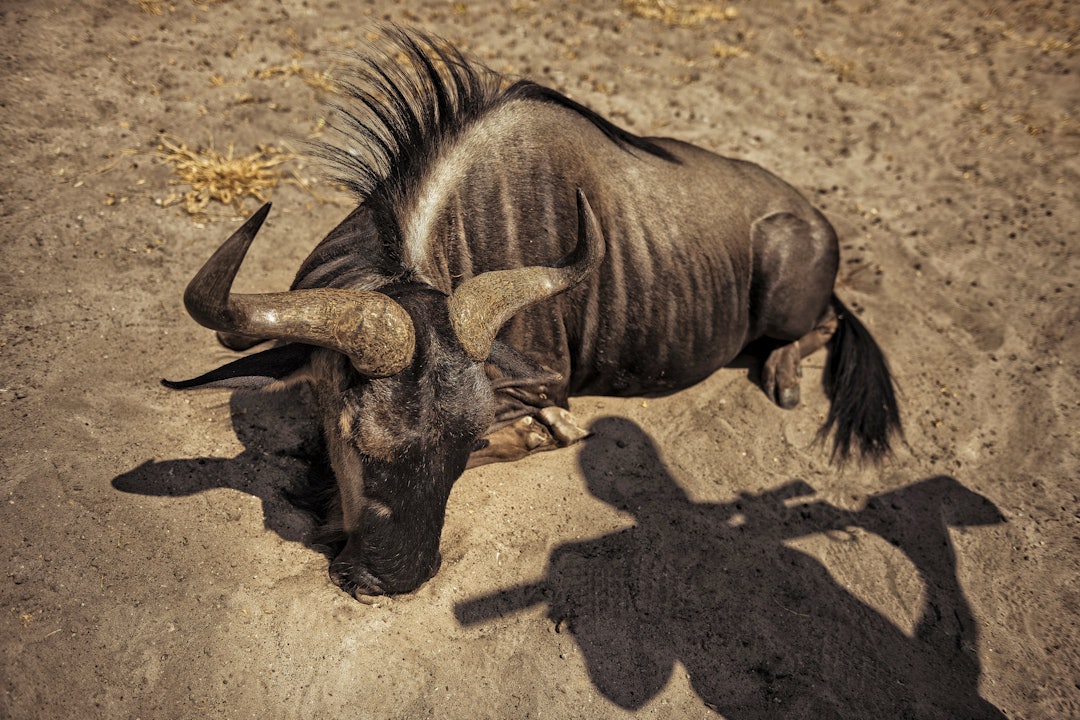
[{"x1": 2, "y1": 1, "x2": 1077, "y2": 718}]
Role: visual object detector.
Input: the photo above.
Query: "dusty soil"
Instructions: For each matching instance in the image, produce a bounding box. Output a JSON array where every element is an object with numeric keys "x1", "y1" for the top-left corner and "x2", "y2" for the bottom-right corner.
[{"x1": 2, "y1": 1, "x2": 1077, "y2": 718}]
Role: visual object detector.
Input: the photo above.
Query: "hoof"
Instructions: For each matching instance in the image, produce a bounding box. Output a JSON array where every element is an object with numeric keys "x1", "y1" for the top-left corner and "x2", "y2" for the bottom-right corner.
[
  {"x1": 777, "y1": 385, "x2": 800, "y2": 409},
  {"x1": 539, "y1": 406, "x2": 590, "y2": 445}
]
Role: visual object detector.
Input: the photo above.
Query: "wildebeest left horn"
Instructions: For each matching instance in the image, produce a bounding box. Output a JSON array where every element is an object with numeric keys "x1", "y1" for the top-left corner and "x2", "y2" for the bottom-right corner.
[
  {"x1": 449, "y1": 189, "x2": 606, "y2": 361},
  {"x1": 182, "y1": 203, "x2": 416, "y2": 378}
]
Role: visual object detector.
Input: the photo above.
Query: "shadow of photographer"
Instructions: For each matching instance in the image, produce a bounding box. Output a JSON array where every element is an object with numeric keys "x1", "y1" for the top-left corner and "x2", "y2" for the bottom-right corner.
[{"x1": 456, "y1": 417, "x2": 1006, "y2": 719}]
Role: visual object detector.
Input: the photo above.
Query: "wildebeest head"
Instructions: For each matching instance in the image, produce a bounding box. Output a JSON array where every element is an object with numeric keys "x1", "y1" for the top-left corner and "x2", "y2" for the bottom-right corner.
[{"x1": 165, "y1": 192, "x2": 604, "y2": 597}]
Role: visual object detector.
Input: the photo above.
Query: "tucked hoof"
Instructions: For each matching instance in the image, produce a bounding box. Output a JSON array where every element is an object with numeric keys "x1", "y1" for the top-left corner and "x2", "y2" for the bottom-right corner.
[
  {"x1": 539, "y1": 406, "x2": 590, "y2": 445},
  {"x1": 513, "y1": 415, "x2": 558, "y2": 452},
  {"x1": 467, "y1": 407, "x2": 588, "y2": 468},
  {"x1": 467, "y1": 415, "x2": 557, "y2": 467}
]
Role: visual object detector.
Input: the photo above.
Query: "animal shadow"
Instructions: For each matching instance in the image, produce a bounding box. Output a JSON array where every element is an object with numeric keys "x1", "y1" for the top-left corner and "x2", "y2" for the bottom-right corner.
[
  {"x1": 112, "y1": 387, "x2": 333, "y2": 551},
  {"x1": 456, "y1": 417, "x2": 1006, "y2": 719}
]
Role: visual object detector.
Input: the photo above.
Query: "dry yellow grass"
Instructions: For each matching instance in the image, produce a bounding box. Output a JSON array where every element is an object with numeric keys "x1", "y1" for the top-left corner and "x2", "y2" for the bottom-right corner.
[
  {"x1": 251, "y1": 62, "x2": 343, "y2": 95},
  {"x1": 132, "y1": 0, "x2": 167, "y2": 14},
  {"x1": 155, "y1": 135, "x2": 293, "y2": 216},
  {"x1": 621, "y1": 0, "x2": 739, "y2": 27},
  {"x1": 812, "y1": 48, "x2": 859, "y2": 83},
  {"x1": 711, "y1": 42, "x2": 750, "y2": 60},
  {"x1": 95, "y1": 134, "x2": 345, "y2": 217},
  {"x1": 132, "y1": 0, "x2": 224, "y2": 13}
]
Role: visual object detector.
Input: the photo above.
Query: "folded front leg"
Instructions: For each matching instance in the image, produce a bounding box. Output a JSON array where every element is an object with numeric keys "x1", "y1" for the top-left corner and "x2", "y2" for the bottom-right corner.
[{"x1": 466, "y1": 406, "x2": 589, "y2": 468}]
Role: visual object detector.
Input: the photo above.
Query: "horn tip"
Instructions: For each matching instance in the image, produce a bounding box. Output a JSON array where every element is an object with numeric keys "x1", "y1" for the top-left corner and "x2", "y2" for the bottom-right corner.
[{"x1": 252, "y1": 201, "x2": 272, "y2": 221}]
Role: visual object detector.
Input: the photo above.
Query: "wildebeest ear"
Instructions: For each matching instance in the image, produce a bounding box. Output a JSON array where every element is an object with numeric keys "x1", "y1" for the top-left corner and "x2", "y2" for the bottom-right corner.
[
  {"x1": 486, "y1": 341, "x2": 563, "y2": 389},
  {"x1": 162, "y1": 343, "x2": 315, "y2": 391}
]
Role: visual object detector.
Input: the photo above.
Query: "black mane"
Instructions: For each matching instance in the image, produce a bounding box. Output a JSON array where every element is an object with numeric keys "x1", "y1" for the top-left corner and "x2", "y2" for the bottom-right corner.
[
  {"x1": 502, "y1": 81, "x2": 679, "y2": 164},
  {"x1": 319, "y1": 28, "x2": 677, "y2": 223}
]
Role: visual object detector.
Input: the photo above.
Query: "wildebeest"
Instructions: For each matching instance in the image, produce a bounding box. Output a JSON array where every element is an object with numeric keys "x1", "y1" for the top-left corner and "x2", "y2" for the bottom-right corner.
[{"x1": 165, "y1": 28, "x2": 900, "y2": 598}]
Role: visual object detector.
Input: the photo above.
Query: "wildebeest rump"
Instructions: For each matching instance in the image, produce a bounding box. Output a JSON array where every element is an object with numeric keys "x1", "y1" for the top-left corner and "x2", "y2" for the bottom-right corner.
[{"x1": 164, "y1": 28, "x2": 901, "y2": 598}]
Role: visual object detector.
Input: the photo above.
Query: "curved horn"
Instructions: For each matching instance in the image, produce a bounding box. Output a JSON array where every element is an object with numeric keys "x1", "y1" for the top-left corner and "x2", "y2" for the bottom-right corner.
[
  {"x1": 182, "y1": 203, "x2": 415, "y2": 378},
  {"x1": 449, "y1": 189, "x2": 605, "y2": 361}
]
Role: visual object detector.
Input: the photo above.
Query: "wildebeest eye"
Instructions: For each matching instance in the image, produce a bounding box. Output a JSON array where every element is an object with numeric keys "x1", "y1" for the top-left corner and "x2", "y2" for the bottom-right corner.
[{"x1": 471, "y1": 438, "x2": 490, "y2": 452}]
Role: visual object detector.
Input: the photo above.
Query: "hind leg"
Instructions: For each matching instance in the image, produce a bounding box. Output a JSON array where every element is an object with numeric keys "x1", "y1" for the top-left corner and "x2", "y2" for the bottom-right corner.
[
  {"x1": 750, "y1": 211, "x2": 840, "y2": 409},
  {"x1": 762, "y1": 305, "x2": 838, "y2": 408}
]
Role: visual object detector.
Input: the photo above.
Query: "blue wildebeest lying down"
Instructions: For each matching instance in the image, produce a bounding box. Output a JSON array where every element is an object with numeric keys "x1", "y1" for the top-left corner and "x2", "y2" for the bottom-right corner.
[{"x1": 165, "y1": 29, "x2": 900, "y2": 598}]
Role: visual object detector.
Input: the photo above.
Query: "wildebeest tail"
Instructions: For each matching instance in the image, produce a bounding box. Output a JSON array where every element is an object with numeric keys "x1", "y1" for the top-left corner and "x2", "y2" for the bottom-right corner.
[{"x1": 819, "y1": 295, "x2": 902, "y2": 464}]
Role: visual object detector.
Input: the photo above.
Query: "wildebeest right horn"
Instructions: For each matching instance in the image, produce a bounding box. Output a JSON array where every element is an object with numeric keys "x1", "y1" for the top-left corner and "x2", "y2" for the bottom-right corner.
[
  {"x1": 449, "y1": 189, "x2": 606, "y2": 361},
  {"x1": 182, "y1": 203, "x2": 416, "y2": 378}
]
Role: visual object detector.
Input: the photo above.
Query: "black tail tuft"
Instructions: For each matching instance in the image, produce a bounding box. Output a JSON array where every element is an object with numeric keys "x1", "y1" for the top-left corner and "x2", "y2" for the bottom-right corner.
[{"x1": 819, "y1": 295, "x2": 902, "y2": 464}]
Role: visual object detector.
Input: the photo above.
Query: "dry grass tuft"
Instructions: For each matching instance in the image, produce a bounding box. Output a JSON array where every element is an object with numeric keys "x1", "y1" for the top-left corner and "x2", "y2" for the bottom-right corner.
[
  {"x1": 621, "y1": 0, "x2": 739, "y2": 27},
  {"x1": 711, "y1": 42, "x2": 750, "y2": 61},
  {"x1": 302, "y1": 69, "x2": 343, "y2": 95},
  {"x1": 251, "y1": 62, "x2": 344, "y2": 95},
  {"x1": 155, "y1": 135, "x2": 294, "y2": 216},
  {"x1": 95, "y1": 133, "x2": 346, "y2": 218},
  {"x1": 133, "y1": 0, "x2": 224, "y2": 13},
  {"x1": 812, "y1": 49, "x2": 859, "y2": 83},
  {"x1": 132, "y1": 0, "x2": 167, "y2": 14}
]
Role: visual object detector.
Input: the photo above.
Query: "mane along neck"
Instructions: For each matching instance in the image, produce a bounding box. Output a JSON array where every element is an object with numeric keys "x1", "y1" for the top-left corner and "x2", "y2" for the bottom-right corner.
[
  {"x1": 318, "y1": 27, "x2": 678, "y2": 285},
  {"x1": 318, "y1": 29, "x2": 504, "y2": 264}
]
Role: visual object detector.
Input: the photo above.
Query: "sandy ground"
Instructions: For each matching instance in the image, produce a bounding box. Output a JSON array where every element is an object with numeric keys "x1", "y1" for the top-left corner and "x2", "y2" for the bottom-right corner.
[{"x1": 2, "y1": 1, "x2": 1077, "y2": 718}]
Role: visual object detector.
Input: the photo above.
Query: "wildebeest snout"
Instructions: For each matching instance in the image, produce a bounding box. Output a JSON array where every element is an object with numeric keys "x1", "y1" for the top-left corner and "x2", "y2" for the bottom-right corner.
[{"x1": 330, "y1": 536, "x2": 443, "y2": 598}]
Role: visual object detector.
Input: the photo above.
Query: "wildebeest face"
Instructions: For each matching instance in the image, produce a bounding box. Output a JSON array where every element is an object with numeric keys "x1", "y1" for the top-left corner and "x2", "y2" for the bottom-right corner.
[{"x1": 310, "y1": 288, "x2": 495, "y2": 596}]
